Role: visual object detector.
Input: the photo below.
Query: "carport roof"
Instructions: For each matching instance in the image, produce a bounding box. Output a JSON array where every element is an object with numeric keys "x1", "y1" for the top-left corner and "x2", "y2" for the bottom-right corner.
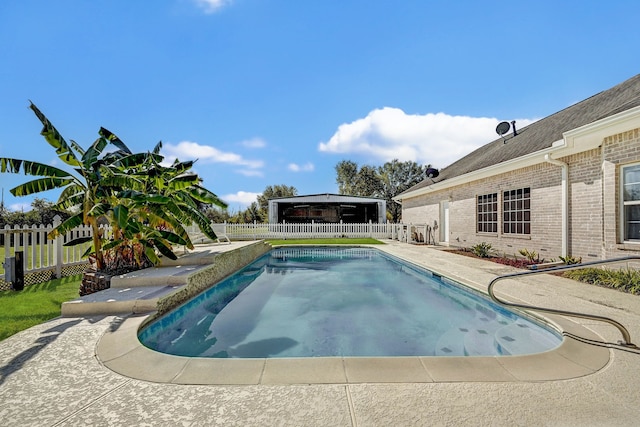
[{"x1": 269, "y1": 193, "x2": 385, "y2": 203}]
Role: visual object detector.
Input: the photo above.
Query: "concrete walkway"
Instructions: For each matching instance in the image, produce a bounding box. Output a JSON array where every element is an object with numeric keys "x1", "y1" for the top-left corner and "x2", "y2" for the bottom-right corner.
[{"x1": 1, "y1": 241, "x2": 639, "y2": 426}]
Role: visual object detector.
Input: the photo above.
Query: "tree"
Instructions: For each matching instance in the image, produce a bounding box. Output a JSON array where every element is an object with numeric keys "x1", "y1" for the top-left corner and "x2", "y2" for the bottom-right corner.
[
  {"x1": 334, "y1": 159, "x2": 427, "y2": 222},
  {"x1": 335, "y1": 161, "x2": 382, "y2": 197},
  {"x1": 1, "y1": 102, "x2": 226, "y2": 271},
  {"x1": 335, "y1": 160, "x2": 360, "y2": 194},
  {"x1": 244, "y1": 201, "x2": 263, "y2": 223},
  {"x1": 378, "y1": 160, "x2": 427, "y2": 222},
  {"x1": 256, "y1": 184, "x2": 297, "y2": 220},
  {"x1": 204, "y1": 206, "x2": 231, "y2": 223}
]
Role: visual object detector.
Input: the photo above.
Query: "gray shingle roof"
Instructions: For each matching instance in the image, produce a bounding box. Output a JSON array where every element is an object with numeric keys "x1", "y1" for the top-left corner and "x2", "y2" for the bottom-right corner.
[{"x1": 398, "y1": 74, "x2": 640, "y2": 197}]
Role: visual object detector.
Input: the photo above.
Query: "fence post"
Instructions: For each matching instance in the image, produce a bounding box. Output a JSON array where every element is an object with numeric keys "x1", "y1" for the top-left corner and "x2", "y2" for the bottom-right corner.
[
  {"x1": 3, "y1": 225, "x2": 10, "y2": 262},
  {"x1": 53, "y1": 215, "x2": 62, "y2": 278}
]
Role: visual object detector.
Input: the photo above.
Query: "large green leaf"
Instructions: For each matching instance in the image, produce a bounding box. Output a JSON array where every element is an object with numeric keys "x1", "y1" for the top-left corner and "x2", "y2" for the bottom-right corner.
[
  {"x1": 29, "y1": 102, "x2": 81, "y2": 167},
  {"x1": 64, "y1": 236, "x2": 93, "y2": 247},
  {"x1": 153, "y1": 237, "x2": 178, "y2": 260},
  {"x1": 56, "y1": 185, "x2": 86, "y2": 208},
  {"x1": 86, "y1": 203, "x2": 111, "y2": 218},
  {"x1": 99, "y1": 127, "x2": 132, "y2": 154},
  {"x1": 99, "y1": 175, "x2": 144, "y2": 192},
  {"x1": 102, "y1": 239, "x2": 124, "y2": 252},
  {"x1": 185, "y1": 185, "x2": 228, "y2": 208},
  {"x1": 172, "y1": 192, "x2": 199, "y2": 211},
  {"x1": 69, "y1": 139, "x2": 86, "y2": 156},
  {"x1": 143, "y1": 245, "x2": 161, "y2": 265},
  {"x1": 82, "y1": 136, "x2": 109, "y2": 169},
  {"x1": 10, "y1": 177, "x2": 75, "y2": 196},
  {"x1": 113, "y1": 205, "x2": 130, "y2": 229},
  {"x1": 152, "y1": 141, "x2": 162, "y2": 155},
  {"x1": 49, "y1": 212, "x2": 84, "y2": 238},
  {"x1": 146, "y1": 206, "x2": 193, "y2": 248},
  {"x1": 157, "y1": 229, "x2": 189, "y2": 246},
  {"x1": 115, "y1": 152, "x2": 163, "y2": 169},
  {"x1": 0, "y1": 158, "x2": 73, "y2": 178},
  {"x1": 172, "y1": 159, "x2": 195, "y2": 173}
]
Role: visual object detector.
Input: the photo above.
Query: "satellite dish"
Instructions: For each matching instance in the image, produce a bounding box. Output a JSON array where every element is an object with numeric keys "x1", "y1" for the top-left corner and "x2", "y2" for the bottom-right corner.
[
  {"x1": 425, "y1": 167, "x2": 439, "y2": 179},
  {"x1": 496, "y1": 121, "x2": 511, "y2": 136}
]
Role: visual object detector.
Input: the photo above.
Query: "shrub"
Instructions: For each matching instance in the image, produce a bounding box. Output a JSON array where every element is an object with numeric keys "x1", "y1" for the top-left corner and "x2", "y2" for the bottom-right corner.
[
  {"x1": 563, "y1": 267, "x2": 640, "y2": 295},
  {"x1": 471, "y1": 242, "x2": 493, "y2": 258},
  {"x1": 559, "y1": 255, "x2": 582, "y2": 265},
  {"x1": 518, "y1": 248, "x2": 544, "y2": 264}
]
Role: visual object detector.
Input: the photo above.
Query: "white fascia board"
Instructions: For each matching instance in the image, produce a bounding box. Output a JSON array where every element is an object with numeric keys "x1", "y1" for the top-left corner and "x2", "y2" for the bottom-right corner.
[
  {"x1": 559, "y1": 105, "x2": 640, "y2": 156},
  {"x1": 395, "y1": 105, "x2": 640, "y2": 202}
]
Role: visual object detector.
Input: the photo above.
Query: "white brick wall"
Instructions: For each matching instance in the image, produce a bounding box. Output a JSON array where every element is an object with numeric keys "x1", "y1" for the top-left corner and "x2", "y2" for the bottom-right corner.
[{"x1": 401, "y1": 127, "x2": 640, "y2": 262}]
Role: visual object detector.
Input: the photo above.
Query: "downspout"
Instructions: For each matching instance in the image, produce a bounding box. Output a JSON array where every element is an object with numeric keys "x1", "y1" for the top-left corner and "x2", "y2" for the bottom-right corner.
[{"x1": 544, "y1": 154, "x2": 568, "y2": 257}]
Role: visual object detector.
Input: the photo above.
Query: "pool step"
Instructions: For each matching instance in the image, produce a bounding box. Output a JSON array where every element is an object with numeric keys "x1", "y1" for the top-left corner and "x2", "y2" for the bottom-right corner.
[
  {"x1": 436, "y1": 312, "x2": 510, "y2": 356},
  {"x1": 494, "y1": 322, "x2": 560, "y2": 355},
  {"x1": 61, "y1": 284, "x2": 184, "y2": 317},
  {"x1": 434, "y1": 327, "x2": 467, "y2": 356},
  {"x1": 61, "y1": 241, "x2": 261, "y2": 317}
]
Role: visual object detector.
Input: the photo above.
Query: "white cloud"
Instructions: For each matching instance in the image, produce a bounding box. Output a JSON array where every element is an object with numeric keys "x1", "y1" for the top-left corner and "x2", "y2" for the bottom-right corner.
[
  {"x1": 237, "y1": 169, "x2": 264, "y2": 177},
  {"x1": 162, "y1": 140, "x2": 264, "y2": 174},
  {"x1": 193, "y1": 0, "x2": 232, "y2": 14},
  {"x1": 288, "y1": 162, "x2": 315, "y2": 172},
  {"x1": 9, "y1": 203, "x2": 31, "y2": 212},
  {"x1": 241, "y1": 137, "x2": 267, "y2": 149},
  {"x1": 222, "y1": 191, "x2": 260, "y2": 207},
  {"x1": 318, "y1": 107, "x2": 537, "y2": 168}
]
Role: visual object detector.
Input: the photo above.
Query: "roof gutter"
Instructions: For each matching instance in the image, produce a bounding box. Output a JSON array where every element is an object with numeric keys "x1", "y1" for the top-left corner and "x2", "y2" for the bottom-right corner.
[{"x1": 544, "y1": 154, "x2": 568, "y2": 257}]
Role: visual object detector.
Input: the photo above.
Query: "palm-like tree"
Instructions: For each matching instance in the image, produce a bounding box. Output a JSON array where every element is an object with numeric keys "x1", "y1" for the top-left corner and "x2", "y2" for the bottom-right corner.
[{"x1": 0, "y1": 102, "x2": 226, "y2": 271}]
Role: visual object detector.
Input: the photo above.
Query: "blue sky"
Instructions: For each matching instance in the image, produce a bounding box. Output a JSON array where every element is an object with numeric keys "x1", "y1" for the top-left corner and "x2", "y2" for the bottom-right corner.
[{"x1": 1, "y1": 0, "x2": 639, "y2": 214}]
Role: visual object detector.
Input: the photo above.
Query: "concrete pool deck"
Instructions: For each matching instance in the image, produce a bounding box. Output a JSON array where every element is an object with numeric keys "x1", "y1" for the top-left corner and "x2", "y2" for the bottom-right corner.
[{"x1": 1, "y1": 241, "x2": 640, "y2": 425}]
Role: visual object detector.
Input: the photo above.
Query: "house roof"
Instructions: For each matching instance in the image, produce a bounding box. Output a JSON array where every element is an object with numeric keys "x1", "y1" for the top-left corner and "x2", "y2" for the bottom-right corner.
[{"x1": 397, "y1": 74, "x2": 640, "y2": 198}]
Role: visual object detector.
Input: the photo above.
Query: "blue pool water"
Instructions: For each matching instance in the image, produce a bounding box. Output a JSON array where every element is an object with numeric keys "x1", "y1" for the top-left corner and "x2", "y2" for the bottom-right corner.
[{"x1": 139, "y1": 247, "x2": 562, "y2": 358}]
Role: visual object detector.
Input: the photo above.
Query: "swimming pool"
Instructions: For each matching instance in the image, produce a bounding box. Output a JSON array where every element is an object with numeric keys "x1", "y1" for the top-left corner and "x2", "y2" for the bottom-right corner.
[{"x1": 139, "y1": 246, "x2": 562, "y2": 358}]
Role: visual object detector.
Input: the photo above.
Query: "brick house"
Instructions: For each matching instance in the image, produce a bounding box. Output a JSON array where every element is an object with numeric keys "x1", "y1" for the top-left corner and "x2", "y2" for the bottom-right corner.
[{"x1": 394, "y1": 74, "x2": 640, "y2": 262}]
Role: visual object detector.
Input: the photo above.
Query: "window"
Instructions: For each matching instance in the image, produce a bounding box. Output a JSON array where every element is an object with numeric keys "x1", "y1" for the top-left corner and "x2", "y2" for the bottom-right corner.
[
  {"x1": 477, "y1": 193, "x2": 498, "y2": 233},
  {"x1": 622, "y1": 164, "x2": 640, "y2": 241},
  {"x1": 503, "y1": 188, "x2": 530, "y2": 235}
]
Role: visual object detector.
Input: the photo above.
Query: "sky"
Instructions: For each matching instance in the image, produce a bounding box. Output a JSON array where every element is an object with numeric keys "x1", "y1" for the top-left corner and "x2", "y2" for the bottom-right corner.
[{"x1": 1, "y1": 0, "x2": 639, "y2": 214}]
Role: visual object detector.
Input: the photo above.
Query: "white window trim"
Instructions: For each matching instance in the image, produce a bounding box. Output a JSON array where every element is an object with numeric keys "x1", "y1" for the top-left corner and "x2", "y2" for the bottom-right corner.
[{"x1": 620, "y1": 162, "x2": 640, "y2": 244}]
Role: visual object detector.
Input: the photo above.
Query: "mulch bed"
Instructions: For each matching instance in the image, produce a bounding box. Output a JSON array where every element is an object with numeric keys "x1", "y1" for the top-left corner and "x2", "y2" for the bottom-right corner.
[{"x1": 445, "y1": 249, "x2": 534, "y2": 269}]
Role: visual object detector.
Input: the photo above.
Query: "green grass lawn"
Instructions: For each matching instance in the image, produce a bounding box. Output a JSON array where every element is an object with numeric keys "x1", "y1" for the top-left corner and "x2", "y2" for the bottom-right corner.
[
  {"x1": 266, "y1": 237, "x2": 384, "y2": 245},
  {"x1": 0, "y1": 275, "x2": 82, "y2": 341}
]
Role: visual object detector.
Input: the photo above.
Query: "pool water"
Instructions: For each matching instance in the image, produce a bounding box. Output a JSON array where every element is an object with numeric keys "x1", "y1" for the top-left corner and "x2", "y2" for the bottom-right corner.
[{"x1": 139, "y1": 247, "x2": 562, "y2": 358}]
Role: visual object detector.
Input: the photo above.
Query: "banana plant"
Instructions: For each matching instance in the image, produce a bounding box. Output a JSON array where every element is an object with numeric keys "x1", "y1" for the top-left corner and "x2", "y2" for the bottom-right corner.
[
  {"x1": 1, "y1": 102, "x2": 133, "y2": 270},
  {"x1": 1, "y1": 102, "x2": 228, "y2": 272}
]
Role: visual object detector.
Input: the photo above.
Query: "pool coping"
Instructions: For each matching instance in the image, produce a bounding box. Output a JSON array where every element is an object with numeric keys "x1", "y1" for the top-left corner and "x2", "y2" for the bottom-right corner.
[
  {"x1": 96, "y1": 313, "x2": 610, "y2": 384},
  {"x1": 96, "y1": 244, "x2": 612, "y2": 386}
]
